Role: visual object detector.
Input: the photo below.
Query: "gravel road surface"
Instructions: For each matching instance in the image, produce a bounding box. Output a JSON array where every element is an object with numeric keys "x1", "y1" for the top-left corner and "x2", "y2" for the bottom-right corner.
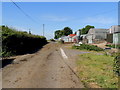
[{"x1": 2, "y1": 43, "x2": 85, "y2": 88}]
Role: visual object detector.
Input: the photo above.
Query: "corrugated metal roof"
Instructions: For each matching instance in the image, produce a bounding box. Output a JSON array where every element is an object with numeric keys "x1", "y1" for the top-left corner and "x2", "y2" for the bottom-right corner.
[
  {"x1": 87, "y1": 28, "x2": 108, "y2": 39},
  {"x1": 109, "y1": 25, "x2": 120, "y2": 33},
  {"x1": 88, "y1": 28, "x2": 109, "y2": 34}
]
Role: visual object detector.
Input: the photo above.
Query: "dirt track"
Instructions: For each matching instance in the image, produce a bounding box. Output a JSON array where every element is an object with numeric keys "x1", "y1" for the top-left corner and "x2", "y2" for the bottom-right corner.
[{"x1": 2, "y1": 43, "x2": 84, "y2": 88}]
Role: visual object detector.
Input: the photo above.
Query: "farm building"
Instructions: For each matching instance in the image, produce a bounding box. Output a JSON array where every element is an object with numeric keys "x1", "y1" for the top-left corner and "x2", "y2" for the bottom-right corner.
[
  {"x1": 107, "y1": 25, "x2": 120, "y2": 45},
  {"x1": 68, "y1": 34, "x2": 76, "y2": 42},
  {"x1": 107, "y1": 33, "x2": 120, "y2": 44},
  {"x1": 107, "y1": 33, "x2": 120, "y2": 45},
  {"x1": 86, "y1": 28, "x2": 109, "y2": 44},
  {"x1": 106, "y1": 33, "x2": 113, "y2": 43},
  {"x1": 59, "y1": 34, "x2": 76, "y2": 43},
  {"x1": 59, "y1": 31, "x2": 81, "y2": 43},
  {"x1": 113, "y1": 33, "x2": 120, "y2": 45},
  {"x1": 109, "y1": 25, "x2": 120, "y2": 33}
]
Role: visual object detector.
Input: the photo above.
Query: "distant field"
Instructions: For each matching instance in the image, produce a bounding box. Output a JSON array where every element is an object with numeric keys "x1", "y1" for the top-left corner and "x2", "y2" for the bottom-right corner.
[{"x1": 76, "y1": 53, "x2": 118, "y2": 88}]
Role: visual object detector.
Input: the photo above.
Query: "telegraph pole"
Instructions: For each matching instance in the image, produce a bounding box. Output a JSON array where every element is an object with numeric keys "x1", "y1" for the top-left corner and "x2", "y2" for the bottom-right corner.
[
  {"x1": 114, "y1": 26, "x2": 117, "y2": 49},
  {"x1": 43, "y1": 24, "x2": 45, "y2": 36},
  {"x1": 29, "y1": 29, "x2": 31, "y2": 34}
]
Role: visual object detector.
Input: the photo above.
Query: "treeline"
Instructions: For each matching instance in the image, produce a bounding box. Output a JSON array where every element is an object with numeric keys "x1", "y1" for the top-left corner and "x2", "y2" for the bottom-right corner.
[
  {"x1": 54, "y1": 27, "x2": 73, "y2": 39},
  {"x1": 1, "y1": 26, "x2": 47, "y2": 57},
  {"x1": 54, "y1": 25, "x2": 95, "y2": 39},
  {"x1": 78, "y1": 25, "x2": 95, "y2": 34}
]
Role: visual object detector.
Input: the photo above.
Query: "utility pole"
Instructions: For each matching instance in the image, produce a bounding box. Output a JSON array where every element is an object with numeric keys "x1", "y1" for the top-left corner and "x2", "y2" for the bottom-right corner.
[
  {"x1": 29, "y1": 29, "x2": 31, "y2": 34},
  {"x1": 81, "y1": 29, "x2": 82, "y2": 35},
  {"x1": 43, "y1": 24, "x2": 45, "y2": 36},
  {"x1": 114, "y1": 26, "x2": 117, "y2": 49}
]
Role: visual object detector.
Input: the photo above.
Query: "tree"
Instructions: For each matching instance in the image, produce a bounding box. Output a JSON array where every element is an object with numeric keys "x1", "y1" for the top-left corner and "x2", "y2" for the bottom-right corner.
[
  {"x1": 79, "y1": 25, "x2": 95, "y2": 34},
  {"x1": 63, "y1": 27, "x2": 73, "y2": 36},
  {"x1": 74, "y1": 31, "x2": 77, "y2": 34},
  {"x1": 29, "y1": 30, "x2": 31, "y2": 34},
  {"x1": 54, "y1": 30, "x2": 60, "y2": 39},
  {"x1": 54, "y1": 30, "x2": 63, "y2": 39},
  {"x1": 54, "y1": 27, "x2": 73, "y2": 39}
]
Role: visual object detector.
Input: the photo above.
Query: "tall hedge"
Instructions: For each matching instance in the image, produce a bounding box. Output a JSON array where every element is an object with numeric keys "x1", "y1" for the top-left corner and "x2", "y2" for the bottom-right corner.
[
  {"x1": 1, "y1": 26, "x2": 47, "y2": 57},
  {"x1": 113, "y1": 53, "x2": 120, "y2": 76}
]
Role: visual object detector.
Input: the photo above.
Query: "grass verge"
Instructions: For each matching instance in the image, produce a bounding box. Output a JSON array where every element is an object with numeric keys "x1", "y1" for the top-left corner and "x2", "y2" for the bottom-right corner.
[
  {"x1": 76, "y1": 53, "x2": 118, "y2": 88},
  {"x1": 72, "y1": 44, "x2": 104, "y2": 51}
]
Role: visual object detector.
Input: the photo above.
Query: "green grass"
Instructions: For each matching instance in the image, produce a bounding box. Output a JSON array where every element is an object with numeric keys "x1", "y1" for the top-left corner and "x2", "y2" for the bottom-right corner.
[
  {"x1": 72, "y1": 44, "x2": 104, "y2": 51},
  {"x1": 106, "y1": 44, "x2": 120, "y2": 49},
  {"x1": 77, "y1": 53, "x2": 118, "y2": 88}
]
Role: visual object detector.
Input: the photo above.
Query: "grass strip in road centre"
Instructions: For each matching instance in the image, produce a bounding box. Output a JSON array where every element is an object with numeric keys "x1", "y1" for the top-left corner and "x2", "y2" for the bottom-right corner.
[{"x1": 76, "y1": 53, "x2": 118, "y2": 88}]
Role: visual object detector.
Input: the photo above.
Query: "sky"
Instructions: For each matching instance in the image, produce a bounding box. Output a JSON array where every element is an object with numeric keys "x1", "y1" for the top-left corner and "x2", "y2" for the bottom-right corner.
[
  {"x1": 2, "y1": 0, "x2": 120, "y2": 2},
  {"x1": 2, "y1": 2, "x2": 118, "y2": 39}
]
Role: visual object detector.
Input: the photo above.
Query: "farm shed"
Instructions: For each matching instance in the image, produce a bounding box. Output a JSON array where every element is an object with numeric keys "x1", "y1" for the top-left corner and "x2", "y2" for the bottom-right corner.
[
  {"x1": 109, "y1": 25, "x2": 120, "y2": 33},
  {"x1": 107, "y1": 33, "x2": 113, "y2": 43},
  {"x1": 59, "y1": 36, "x2": 70, "y2": 42},
  {"x1": 107, "y1": 25, "x2": 120, "y2": 44},
  {"x1": 60, "y1": 34, "x2": 76, "y2": 43},
  {"x1": 86, "y1": 28, "x2": 109, "y2": 44},
  {"x1": 113, "y1": 33, "x2": 120, "y2": 45}
]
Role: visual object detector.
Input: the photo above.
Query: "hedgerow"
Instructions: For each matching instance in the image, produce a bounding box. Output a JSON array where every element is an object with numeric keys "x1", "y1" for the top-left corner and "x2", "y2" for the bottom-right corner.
[
  {"x1": 1, "y1": 25, "x2": 47, "y2": 57},
  {"x1": 113, "y1": 53, "x2": 120, "y2": 76}
]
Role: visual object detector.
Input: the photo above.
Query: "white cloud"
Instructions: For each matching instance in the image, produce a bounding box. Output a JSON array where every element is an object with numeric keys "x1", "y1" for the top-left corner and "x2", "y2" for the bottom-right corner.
[
  {"x1": 8, "y1": 26, "x2": 29, "y2": 32},
  {"x1": 83, "y1": 16, "x2": 117, "y2": 25}
]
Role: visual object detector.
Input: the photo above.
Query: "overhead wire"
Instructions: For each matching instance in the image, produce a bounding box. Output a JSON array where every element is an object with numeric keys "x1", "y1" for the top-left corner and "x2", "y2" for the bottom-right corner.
[
  {"x1": 10, "y1": 0, "x2": 118, "y2": 30},
  {"x1": 10, "y1": 0, "x2": 117, "y2": 23},
  {"x1": 10, "y1": 0, "x2": 39, "y2": 24}
]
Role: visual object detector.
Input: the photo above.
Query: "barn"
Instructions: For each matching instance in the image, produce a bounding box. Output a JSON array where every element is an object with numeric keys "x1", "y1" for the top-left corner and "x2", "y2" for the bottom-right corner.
[{"x1": 86, "y1": 28, "x2": 109, "y2": 44}]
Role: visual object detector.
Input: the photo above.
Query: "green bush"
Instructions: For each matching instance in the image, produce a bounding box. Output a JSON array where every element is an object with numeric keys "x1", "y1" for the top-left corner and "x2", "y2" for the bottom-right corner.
[
  {"x1": 1, "y1": 25, "x2": 47, "y2": 57},
  {"x1": 58, "y1": 39, "x2": 64, "y2": 44},
  {"x1": 49, "y1": 39, "x2": 55, "y2": 42},
  {"x1": 113, "y1": 54, "x2": 120, "y2": 76},
  {"x1": 72, "y1": 44, "x2": 104, "y2": 51},
  {"x1": 106, "y1": 44, "x2": 120, "y2": 49}
]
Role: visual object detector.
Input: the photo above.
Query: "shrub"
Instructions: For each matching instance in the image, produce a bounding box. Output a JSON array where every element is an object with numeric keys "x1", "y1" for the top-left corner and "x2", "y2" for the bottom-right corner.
[
  {"x1": 113, "y1": 54, "x2": 120, "y2": 76},
  {"x1": 49, "y1": 39, "x2": 55, "y2": 42},
  {"x1": 2, "y1": 26, "x2": 47, "y2": 57},
  {"x1": 58, "y1": 39, "x2": 64, "y2": 44},
  {"x1": 72, "y1": 44, "x2": 104, "y2": 51},
  {"x1": 106, "y1": 44, "x2": 120, "y2": 49}
]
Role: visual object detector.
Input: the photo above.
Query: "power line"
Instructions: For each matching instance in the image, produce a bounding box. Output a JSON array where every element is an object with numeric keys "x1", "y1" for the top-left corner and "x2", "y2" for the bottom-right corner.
[
  {"x1": 10, "y1": 0, "x2": 45, "y2": 36},
  {"x1": 10, "y1": 0, "x2": 39, "y2": 24}
]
